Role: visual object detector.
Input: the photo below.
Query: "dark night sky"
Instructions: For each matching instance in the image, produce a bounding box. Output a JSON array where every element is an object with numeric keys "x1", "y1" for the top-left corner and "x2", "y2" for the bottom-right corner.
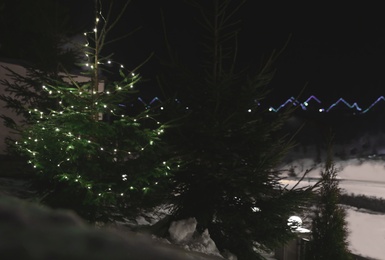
[{"x1": 67, "y1": 1, "x2": 385, "y2": 108}]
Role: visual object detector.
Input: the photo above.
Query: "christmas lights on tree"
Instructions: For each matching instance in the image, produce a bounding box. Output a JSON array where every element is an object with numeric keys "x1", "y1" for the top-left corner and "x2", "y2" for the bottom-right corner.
[{"x1": 12, "y1": 0, "x2": 173, "y2": 222}]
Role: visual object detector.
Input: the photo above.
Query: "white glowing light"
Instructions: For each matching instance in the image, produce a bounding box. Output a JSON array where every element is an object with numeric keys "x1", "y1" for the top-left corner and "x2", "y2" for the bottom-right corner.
[
  {"x1": 288, "y1": 216, "x2": 302, "y2": 229},
  {"x1": 251, "y1": 207, "x2": 260, "y2": 212}
]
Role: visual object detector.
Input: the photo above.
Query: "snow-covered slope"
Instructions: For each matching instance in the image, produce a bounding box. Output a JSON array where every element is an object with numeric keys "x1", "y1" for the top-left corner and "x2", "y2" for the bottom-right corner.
[{"x1": 280, "y1": 157, "x2": 385, "y2": 260}]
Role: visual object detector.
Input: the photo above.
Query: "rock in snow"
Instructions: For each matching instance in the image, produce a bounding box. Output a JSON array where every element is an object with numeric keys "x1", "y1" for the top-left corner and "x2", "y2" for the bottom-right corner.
[
  {"x1": 168, "y1": 218, "x2": 226, "y2": 258},
  {"x1": 169, "y1": 217, "x2": 197, "y2": 243},
  {"x1": 0, "y1": 195, "x2": 227, "y2": 260}
]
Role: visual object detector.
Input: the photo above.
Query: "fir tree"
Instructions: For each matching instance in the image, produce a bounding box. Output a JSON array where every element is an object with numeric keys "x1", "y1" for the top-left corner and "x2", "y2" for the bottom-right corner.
[
  {"x1": 154, "y1": 0, "x2": 314, "y2": 259},
  {"x1": 5, "y1": 0, "x2": 172, "y2": 222},
  {"x1": 306, "y1": 133, "x2": 352, "y2": 260}
]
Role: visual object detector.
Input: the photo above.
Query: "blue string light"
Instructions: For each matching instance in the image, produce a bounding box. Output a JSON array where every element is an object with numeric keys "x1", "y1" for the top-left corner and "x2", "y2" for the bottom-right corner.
[
  {"x1": 267, "y1": 95, "x2": 384, "y2": 114},
  {"x1": 130, "y1": 95, "x2": 385, "y2": 114},
  {"x1": 361, "y1": 96, "x2": 385, "y2": 114}
]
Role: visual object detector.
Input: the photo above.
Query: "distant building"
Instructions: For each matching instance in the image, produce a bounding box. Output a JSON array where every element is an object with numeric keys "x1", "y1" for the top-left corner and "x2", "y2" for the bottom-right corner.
[
  {"x1": 0, "y1": 58, "x2": 104, "y2": 155},
  {"x1": 0, "y1": 59, "x2": 26, "y2": 154}
]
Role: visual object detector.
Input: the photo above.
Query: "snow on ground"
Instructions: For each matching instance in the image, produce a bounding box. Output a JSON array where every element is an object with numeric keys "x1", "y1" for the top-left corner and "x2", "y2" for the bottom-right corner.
[
  {"x1": 346, "y1": 207, "x2": 385, "y2": 260},
  {"x1": 2, "y1": 156, "x2": 385, "y2": 259},
  {"x1": 135, "y1": 156, "x2": 385, "y2": 260},
  {"x1": 280, "y1": 157, "x2": 385, "y2": 260}
]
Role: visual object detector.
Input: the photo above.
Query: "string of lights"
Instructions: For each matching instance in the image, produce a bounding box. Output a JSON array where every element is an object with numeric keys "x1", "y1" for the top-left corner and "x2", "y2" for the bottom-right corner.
[
  {"x1": 134, "y1": 95, "x2": 385, "y2": 114},
  {"x1": 267, "y1": 95, "x2": 385, "y2": 114}
]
